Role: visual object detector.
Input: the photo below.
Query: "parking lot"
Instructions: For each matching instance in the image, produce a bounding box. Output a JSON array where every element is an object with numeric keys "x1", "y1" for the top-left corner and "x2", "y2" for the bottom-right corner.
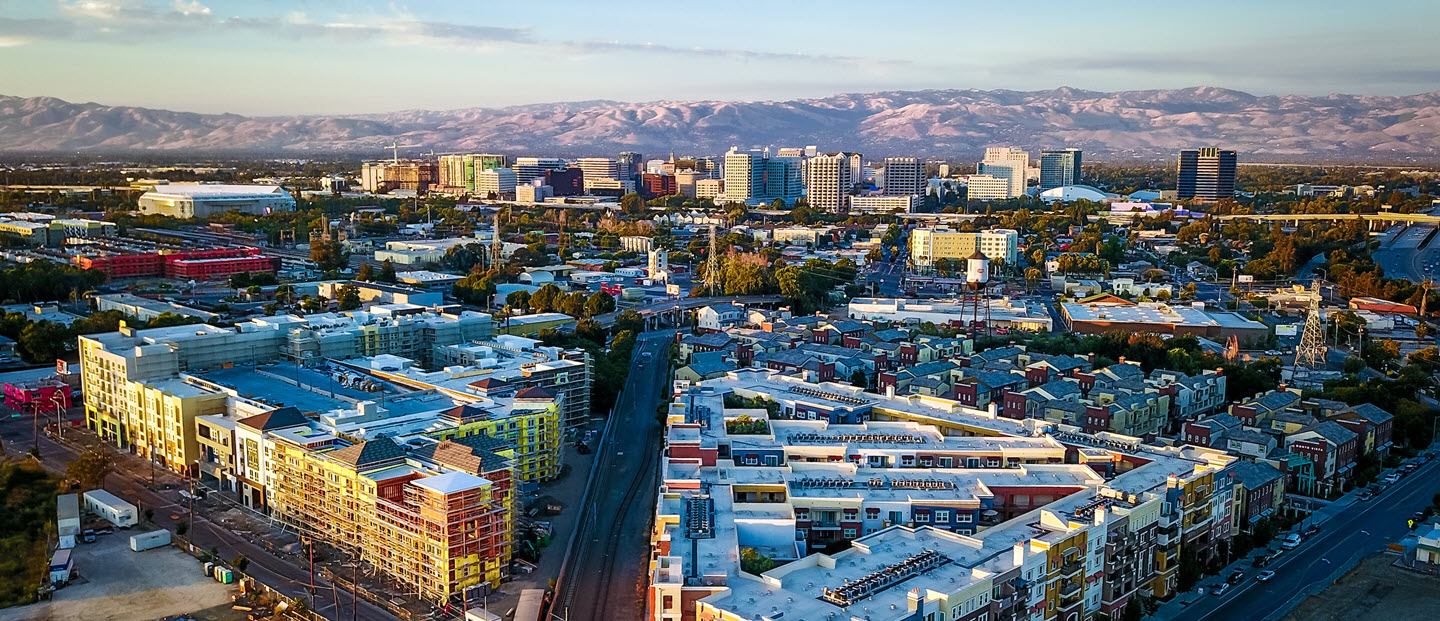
[{"x1": 0, "y1": 528, "x2": 240, "y2": 621}]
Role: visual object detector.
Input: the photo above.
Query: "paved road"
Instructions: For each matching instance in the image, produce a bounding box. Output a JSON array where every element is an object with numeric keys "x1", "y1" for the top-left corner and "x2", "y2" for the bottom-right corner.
[
  {"x1": 0, "y1": 408, "x2": 397, "y2": 621},
  {"x1": 863, "y1": 260, "x2": 905, "y2": 297},
  {"x1": 1169, "y1": 453, "x2": 1440, "y2": 621},
  {"x1": 556, "y1": 332, "x2": 671, "y2": 621}
]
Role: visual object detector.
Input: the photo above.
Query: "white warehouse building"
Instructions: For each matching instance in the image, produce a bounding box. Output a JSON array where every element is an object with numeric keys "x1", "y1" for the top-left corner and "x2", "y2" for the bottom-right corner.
[{"x1": 137, "y1": 184, "x2": 295, "y2": 218}]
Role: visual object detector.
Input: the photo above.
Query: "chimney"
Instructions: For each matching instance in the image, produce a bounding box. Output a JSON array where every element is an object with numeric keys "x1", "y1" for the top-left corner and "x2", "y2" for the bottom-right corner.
[
  {"x1": 908, "y1": 588, "x2": 923, "y2": 613},
  {"x1": 886, "y1": 385, "x2": 895, "y2": 397}
]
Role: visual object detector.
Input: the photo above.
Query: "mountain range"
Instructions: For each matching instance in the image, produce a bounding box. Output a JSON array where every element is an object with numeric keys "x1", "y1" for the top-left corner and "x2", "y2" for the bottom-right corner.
[{"x1": 3, "y1": 87, "x2": 1440, "y2": 161}]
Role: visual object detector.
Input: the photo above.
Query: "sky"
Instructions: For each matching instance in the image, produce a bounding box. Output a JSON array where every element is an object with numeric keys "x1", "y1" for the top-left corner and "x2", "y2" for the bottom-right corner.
[{"x1": 0, "y1": 0, "x2": 1437, "y2": 116}]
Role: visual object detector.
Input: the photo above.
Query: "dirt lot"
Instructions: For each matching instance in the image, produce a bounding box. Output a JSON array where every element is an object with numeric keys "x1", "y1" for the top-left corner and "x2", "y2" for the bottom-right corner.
[
  {"x1": 0, "y1": 530, "x2": 242, "y2": 621},
  {"x1": 1282, "y1": 553, "x2": 1440, "y2": 621}
]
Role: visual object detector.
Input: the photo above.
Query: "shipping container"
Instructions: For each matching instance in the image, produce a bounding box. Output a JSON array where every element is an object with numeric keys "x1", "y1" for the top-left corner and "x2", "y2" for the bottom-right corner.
[
  {"x1": 83, "y1": 489, "x2": 138, "y2": 528},
  {"x1": 129, "y1": 529, "x2": 171, "y2": 552}
]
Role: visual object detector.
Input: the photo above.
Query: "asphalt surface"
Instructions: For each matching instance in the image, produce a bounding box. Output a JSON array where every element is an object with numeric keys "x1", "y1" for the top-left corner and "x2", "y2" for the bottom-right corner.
[
  {"x1": 1170, "y1": 452, "x2": 1440, "y2": 621},
  {"x1": 555, "y1": 332, "x2": 671, "y2": 621},
  {"x1": 0, "y1": 408, "x2": 397, "y2": 621},
  {"x1": 863, "y1": 260, "x2": 905, "y2": 297}
]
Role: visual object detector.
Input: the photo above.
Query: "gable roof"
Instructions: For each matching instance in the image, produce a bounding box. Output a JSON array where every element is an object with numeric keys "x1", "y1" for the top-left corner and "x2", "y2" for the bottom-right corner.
[
  {"x1": 328, "y1": 436, "x2": 408, "y2": 469},
  {"x1": 1334, "y1": 402, "x2": 1394, "y2": 425},
  {"x1": 411, "y1": 436, "x2": 509, "y2": 474},
  {"x1": 237, "y1": 406, "x2": 309, "y2": 432},
  {"x1": 514, "y1": 386, "x2": 556, "y2": 401}
]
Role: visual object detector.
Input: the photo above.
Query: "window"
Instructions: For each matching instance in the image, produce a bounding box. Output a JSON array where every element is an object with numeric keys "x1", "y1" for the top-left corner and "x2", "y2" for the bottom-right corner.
[
  {"x1": 866, "y1": 508, "x2": 880, "y2": 519},
  {"x1": 935, "y1": 510, "x2": 950, "y2": 523},
  {"x1": 939, "y1": 457, "x2": 953, "y2": 468},
  {"x1": 916, "y1": 512, "x2": 930, "y2": 523},
  {"x1": 956, "y1": 512, "x2": 973, "y2": 523},
  {"x1": 744, "y1": 455, "x2": 758, "y2": 465},
  {"x1": 843, "y1": 528, "x2": 857, "y2": 538}
]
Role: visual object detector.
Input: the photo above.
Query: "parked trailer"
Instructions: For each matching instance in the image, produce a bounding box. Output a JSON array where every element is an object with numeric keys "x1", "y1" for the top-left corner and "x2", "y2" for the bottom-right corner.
[
  {"x1": 49, "y1": 548, "x2": 72, "y2": 586},
  {"x1": 83, "y1": 489, "x2": 138, "y2": 529},
  {"x1": 130, "y1": 529, "x2": 171, "y2": 552},
  {"x1": 57, "y1": 494, "x2": 80, "y2": 550}
]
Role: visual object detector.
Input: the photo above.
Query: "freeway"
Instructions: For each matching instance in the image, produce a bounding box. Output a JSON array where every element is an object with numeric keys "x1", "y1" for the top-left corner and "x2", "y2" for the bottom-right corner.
[
  {"x1": 1169, "y1": 451, "x2": 1440, "y2": 621},
  {"x1": 555, "y1": 331, "x2": 672, "y2": 621}
]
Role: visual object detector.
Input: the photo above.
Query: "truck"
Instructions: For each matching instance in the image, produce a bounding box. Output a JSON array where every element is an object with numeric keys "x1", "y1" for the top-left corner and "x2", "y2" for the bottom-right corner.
[
  {"x1": 83, "y1": 489, "x2": 138, "y2": 529},
  {"x1": 56, "y1": 494, "x2": 80, "y2": 549},
  {"x1": 130, "y1": 529, "x2": 171, "y2": 552},
  {"x1": 49, "y1": 548, "x2": 72, "y2": 587}
]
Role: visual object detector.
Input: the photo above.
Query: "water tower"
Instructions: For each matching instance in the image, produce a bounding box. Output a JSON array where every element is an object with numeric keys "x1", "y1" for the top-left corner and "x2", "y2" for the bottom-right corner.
[{"x1": 964, "y1": 250, "x2": 992, "y2": 336}]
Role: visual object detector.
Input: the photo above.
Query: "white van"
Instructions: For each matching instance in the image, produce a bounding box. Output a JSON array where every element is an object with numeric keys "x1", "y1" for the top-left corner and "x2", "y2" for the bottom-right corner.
[{"x1": 1281, "y1": 533, "x2": 1302, "y2": 550}]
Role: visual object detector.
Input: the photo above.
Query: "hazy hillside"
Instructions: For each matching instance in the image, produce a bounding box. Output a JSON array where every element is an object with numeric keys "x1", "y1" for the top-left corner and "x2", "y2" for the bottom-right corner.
[{"x1": 3, "y1": 87, "x2": 1440, "y2": 160}]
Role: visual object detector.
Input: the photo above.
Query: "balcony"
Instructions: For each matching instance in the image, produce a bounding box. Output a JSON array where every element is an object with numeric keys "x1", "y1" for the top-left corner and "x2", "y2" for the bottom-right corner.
[
  {"x1": 1060, "y1": 593, "x2": 1084, "y2": 610},
  {"x1": 1061, "y1": 559, "x2": 1084, "y2": 578},
  {"x1": 1059, "y1": 580, "x2": 1081, "y2": 597}
]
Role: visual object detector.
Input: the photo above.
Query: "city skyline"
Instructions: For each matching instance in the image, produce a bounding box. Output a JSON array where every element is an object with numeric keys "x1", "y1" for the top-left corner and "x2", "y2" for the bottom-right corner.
[{"x1": 0, "y1": 1, "x2": 1436, "y2": 115}]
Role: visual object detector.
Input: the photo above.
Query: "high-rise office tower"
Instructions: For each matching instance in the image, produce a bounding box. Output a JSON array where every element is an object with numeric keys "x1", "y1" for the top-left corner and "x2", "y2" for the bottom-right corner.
[
  {"x1": 977, "y1": 147, "x2": 1029, "y2": 198},
  {"x1": 1177, "y1": 148, "x2": 1237, "y2": 200},
  {"x1": 576, "y1": 158, "x2": 621, "y2": 185},
  {"x1": 881, "y1": 156, "x2": 924, "y2": 196},
  {"x1": 720, "y1": 147, "x2": 803, "y2": 206},
  {"x1": 617, "y1": 152, "x2": 644, "y2": 181},
  {"x1": 1040, "y1": 148, "x2": 1082, "y2": 191},
  {"x1": 805, "y1": 153, "x2": 854, "y2": 212},
  {"x1": 513, "y1": 157, "x2": 565, "y2": 184}
]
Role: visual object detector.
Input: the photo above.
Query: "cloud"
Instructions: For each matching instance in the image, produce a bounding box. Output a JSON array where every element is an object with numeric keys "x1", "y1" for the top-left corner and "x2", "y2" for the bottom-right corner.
[{"x1": 1, "y1": 0, "x2": 879, "y2": 68}]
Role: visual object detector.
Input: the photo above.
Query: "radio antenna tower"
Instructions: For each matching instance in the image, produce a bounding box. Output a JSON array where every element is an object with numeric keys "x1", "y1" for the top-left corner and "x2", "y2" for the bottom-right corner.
[
  {"x1": 1294, "y1": 281, "x2": 1327, "y2": 380},
  {"x1": 706, "y1": 224, "x2": 721, "y2": 296}
]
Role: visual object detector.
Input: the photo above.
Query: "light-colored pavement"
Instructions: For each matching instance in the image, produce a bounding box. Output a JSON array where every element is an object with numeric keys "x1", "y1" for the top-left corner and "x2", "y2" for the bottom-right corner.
[{"x1": 0, "y1": 528, "x2": 238, "y2": 621}]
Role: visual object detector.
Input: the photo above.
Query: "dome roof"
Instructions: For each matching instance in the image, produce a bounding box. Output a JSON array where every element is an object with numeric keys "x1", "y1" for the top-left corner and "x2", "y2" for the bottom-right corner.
[{"x1": 1039, "y1": 185, "x2": 1115, "y2": 203}]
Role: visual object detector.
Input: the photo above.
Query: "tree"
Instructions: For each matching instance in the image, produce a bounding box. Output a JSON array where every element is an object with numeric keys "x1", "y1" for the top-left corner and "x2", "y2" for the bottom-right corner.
[
  {"x1": 67, "y1": 449, "x2": 114, "y2": 491},
  {"x1": 356, "y1": 262, "x2": 375, "y2": 282},
  {"x1": 337, "y1": 284, "x2": 362, "y2": 311},
  {"x1": 506, "y1": 290, "x2": 532, "y2": 312},
  {"x1": 378, "y1": 259, "x2": 398, "y2": 283},
  {"x1": 17, "y1": 320, "x2": 70, "y2": 364},
  {"x1": 559, "y1": 291, "x2": 588, "y2": 317},
  {"x1": 850, "y1": 369, "x2": 868, "y2": 389},
  {"x1": 530, "y1": 283, "x2": 563, "y2": 313},
  {"x1": 739, "y1": 548, "x2": 775, "y2": 575},
  {"x1": 310, "y1": 238, "x2": 348, "y2": 272},
  {"x1": 613, "y1": 309, "x2": 644, "y2": 335},
  {"x1": 621, "y1": 192, "x2": 645, "y2": 215},
  {"x1": 584, "y1": 291, "x2": 616, "y2": 317},
  {"x1": 232, "y1": 554, "x2": 250, "y2": 573}
]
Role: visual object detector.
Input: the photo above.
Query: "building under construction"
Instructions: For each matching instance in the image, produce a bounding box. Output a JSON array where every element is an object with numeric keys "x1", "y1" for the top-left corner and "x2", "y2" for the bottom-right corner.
[{"x1": 268, "y1": 433, "x2": 515, "y2": 602}]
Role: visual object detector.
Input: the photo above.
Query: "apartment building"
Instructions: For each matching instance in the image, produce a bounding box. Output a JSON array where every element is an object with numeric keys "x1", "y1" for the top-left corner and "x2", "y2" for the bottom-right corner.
[
  {"x1": 474, "y1": 168, "x2": 518, "y2": 196},
  {"x1": 720, "y1": 147, "x2": 803, "y2": 206},
  {"x1": 908, "y1": 228, "x2": 1020, "y2": 268},
  {"x1": 80, "y1": 308, "x2": 495, "y2": 473},
  {"x1": 269, "y1": 432, "x2": 515, "y2": 602},
  {"x1": 649, "y1": 370, "x2": 1239, "y2": 621},
  {"x1": 805, "y1": 152, "x2": 855, "y2": 211},
  {"x1": 1040, "y1": 148, "x2": 1083, "y2": 191}
]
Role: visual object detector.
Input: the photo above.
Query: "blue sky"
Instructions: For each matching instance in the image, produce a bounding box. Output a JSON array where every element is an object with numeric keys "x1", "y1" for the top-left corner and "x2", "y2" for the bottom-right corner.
[{"x1": 0, "y1": 0, "x2": 1435, "y2": 115}]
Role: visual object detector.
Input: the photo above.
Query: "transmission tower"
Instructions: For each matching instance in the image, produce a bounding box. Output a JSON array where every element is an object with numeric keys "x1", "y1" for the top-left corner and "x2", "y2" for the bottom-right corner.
[
  {"x1": 488, "y1": 210, "x2": 504, "y2": 270},
  {"x1": 705, "y1": 224, "x2": 721, "y2": 295},
  {"x1": 1295, "y1": 281, "x2": 1327, "y2": 378}
]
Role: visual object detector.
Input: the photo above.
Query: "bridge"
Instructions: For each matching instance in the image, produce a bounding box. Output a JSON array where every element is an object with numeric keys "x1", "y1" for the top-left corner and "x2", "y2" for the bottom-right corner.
[
  {"x1": 594, "y1": 294, "x2": 786, "y2": 329},
  {"x1": 1213, "y1": 212, "x2": 1440, "y2": 227}
]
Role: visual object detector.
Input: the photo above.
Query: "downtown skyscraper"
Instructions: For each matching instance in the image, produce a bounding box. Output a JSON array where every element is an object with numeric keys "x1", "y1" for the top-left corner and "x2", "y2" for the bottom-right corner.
[
  {"x1": 1039, "y1": 148, "x2": 1082, "y2": 191},
  {"x1": 1177, "y1": 148, "x2": 1237, "y2": 200}
]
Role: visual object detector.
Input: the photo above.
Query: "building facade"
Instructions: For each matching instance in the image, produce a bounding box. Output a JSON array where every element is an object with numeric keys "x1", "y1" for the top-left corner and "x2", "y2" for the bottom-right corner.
[
  {"x1": 1177, "y1": 148, "x2": 1237, "y2": 200},
  {"x1": 1040, "y1": 148, "x2": 1082, "y2": 191},
  {"x1": 977, "y1": 147, "x2": 1029, "y2": 198}
]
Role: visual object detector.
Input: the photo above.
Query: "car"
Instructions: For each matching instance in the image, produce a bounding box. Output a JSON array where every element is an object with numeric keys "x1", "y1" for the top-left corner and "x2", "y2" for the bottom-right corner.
[
  {"x1": 1253, "y1": 555, "x2": 1271, "y2": 568},
  {"x1": 1402, "y1": 463, "x2": 1418, "y2": 474},
  {"x1": 1358, "y1": 490, "x2": 1375, "y2": 501},
  {"x1": 1303, "y1": 524, "x2": 1321, "y2": 537},
  {"x1": 1210, "y1": 583, "x2": 1232, "y2": 596},
  {"x1": 1256, "y1": 570, "x2": 1276, "y2": 582},
  {"x1": 1281, "y1": 533, "x2": 1303, "y2": 550},
  {"x1": 81, "y1": 529, "x2": 95, "y2": 544},
  {"x1": 1227, "y1": 570, "x2": 1245, "y2": 585},
  {"x1": 1381, "y1": 473, "x2": 1401, "y2": 485}
]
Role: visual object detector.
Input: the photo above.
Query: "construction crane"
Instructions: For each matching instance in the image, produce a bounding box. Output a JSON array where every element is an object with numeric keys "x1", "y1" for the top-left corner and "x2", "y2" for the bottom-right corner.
[{"x1": 383, "y1": 142, "x2": 421, "y2": 164}]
